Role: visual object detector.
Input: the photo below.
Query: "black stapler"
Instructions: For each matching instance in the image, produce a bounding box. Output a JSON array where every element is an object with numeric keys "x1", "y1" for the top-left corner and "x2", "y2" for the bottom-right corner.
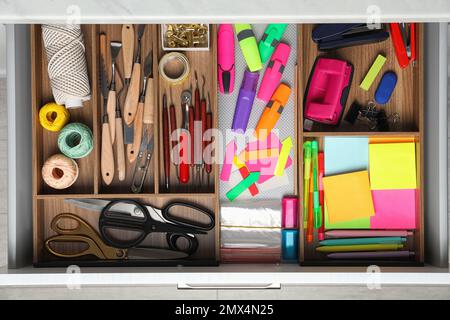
[{"x1": 312, "y1": 23, "x2": 389, "y2": 50}]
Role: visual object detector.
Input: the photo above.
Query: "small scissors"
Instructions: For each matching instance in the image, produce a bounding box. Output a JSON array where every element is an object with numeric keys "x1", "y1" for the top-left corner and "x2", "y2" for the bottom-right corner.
[{"x1": 64, "y1": 198, "x2": 215, "y2": 256}]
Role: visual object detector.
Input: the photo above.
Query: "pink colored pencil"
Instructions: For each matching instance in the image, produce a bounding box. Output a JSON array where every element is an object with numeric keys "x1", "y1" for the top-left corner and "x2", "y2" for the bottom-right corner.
[{"x1": 325, "y1": 230, "x2": 413, "y2": 238}]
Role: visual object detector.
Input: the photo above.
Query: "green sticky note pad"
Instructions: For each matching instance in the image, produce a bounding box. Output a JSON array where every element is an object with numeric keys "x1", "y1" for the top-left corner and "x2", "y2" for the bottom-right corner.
[{"x1": 360, "y1": 54, "x2": 387, "y2": 91}]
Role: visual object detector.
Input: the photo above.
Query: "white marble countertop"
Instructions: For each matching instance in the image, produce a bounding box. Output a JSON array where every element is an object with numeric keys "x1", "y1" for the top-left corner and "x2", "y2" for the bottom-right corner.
[{"x1": 0, "y1": 0, "x2": 450, "y2": 23}]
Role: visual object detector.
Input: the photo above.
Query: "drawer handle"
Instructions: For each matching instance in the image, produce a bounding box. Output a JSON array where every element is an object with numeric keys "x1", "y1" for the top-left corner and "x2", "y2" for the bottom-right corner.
[{"x1": 178, "y1": 283, "x2": 281, "y2": 290}]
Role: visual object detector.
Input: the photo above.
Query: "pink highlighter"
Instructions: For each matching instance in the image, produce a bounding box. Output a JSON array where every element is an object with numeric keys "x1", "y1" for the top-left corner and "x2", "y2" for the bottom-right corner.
[
  {"x1": 217, "y1": 24, "x2": 235, "y2": 94},
  {"x1": 257, "y1": 42, "x2": 290, "y2": 102}
]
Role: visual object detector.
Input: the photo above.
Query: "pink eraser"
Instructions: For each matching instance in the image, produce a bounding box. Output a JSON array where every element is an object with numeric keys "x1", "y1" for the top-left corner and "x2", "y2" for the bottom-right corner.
[
  {"x1": 220, "y1": 140, "x2": 237, "y2": 181},
  {"x1": 282, "y1": 197, "x2": 298, "y2": 228},
  {"x1": 257, "y1": 42, "x2": 291, "y2": 102}
]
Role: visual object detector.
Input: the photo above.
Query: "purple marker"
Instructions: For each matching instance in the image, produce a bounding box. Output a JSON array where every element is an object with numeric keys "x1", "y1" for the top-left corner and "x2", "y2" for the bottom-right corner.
[{"x1": 231, "y1": 70, "x2": 259, "y2": 133}]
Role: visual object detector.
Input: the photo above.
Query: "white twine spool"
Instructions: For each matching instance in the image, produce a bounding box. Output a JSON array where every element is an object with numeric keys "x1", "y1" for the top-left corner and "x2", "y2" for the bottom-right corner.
[{"x1": 42, "y1": 24, "x2": 91, "y2": 108}]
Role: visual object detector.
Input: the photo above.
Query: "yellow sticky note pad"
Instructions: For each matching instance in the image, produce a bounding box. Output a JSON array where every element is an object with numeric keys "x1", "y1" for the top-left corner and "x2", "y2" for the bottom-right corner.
[
  {"x1": 369, "y1": 142, "x2": 417, "y2": 190},
  {"x1": 323, "y1": 170, "x2": 375, "y2": 224}
]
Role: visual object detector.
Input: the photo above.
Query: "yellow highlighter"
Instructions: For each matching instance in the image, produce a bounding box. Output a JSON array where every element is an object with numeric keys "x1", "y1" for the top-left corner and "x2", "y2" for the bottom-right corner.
[
  {"x1": 235, "y1": 24, "x2": 262, "y2": 72},
  {"x1": 316, "y1": 243, "x2": 404, "y2": 253},
  {"x1": 254, "y1": 83, "x2": 291, "y2": 141},
  {"x1": 303, "y1": 141, "x2": 312, "y2": 229}
]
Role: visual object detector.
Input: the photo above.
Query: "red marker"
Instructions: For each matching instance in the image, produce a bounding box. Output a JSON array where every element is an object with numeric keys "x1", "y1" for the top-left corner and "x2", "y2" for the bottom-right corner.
[{"x1": 318, "y1": 152, "x2": 325, "y2": 241}]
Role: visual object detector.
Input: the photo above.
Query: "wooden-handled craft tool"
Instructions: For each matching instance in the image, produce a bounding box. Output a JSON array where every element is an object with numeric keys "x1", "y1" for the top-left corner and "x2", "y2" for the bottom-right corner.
[
  {"x1": 124, "y1": 24, "x2": 145, "y2": 125},
  {"x1": 122, "y1": 24, "x2": 134, "y2": 84},
  {"x1": 162, "y1": 94, "x2": 170, "y2": 190},
  {"x1": 205, "y1": 92, "x2": 213, "y2": 188},
  {"x1": 99, "y1": 33, "x2": 114, "y2": 185},
  {"x1": 114, "y1": 63, "x2": 126, "y2": 181},
  {"x1": 107, "y1": 41, "x2": 122, "y2": 144},
  {"x1": 127, "y1": 50, "x2": 153, "y2": 163}
]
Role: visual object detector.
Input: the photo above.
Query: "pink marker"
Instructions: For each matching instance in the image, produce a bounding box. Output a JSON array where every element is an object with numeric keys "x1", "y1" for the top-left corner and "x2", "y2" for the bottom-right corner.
[
  {"x1": 257, "y1": 42, "x2": 290, "y2": 102},
  {"x1": 218, "y1": 24, "x2": 235, "y2": 94}
]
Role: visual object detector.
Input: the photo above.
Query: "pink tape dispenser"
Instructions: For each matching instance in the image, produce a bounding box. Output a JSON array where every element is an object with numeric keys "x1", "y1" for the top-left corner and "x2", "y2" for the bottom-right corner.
[
  {"x1": 217, "y1": 24, "x2": 235, "y2": 94},
  {"x1": 304, "y1": 57, "x2": 353, "y2": 127},
  {"x1": 257, "y1": 42, "x2": 290, "y2": 102}
]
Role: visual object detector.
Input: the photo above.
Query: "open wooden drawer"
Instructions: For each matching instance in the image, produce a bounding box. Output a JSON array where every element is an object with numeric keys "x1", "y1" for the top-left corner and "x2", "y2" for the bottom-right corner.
[{"x1": 3, "y1": 23, "x2": 449, "y2": 286}]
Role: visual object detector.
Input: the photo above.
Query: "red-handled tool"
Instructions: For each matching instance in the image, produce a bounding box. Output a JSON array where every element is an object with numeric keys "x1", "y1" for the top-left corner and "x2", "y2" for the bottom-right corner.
[
  {"x1": 162, "y1": 94, "x2": 170, "y2": 190},
  {"x1": 205, "y1": 93, "x2": 213, "y2": 187},
  {"x1": 169, "y1": 88, "x2": 177, "y2": 151},
  {"x1": 189, "y1": 105, "x2": 195, "y2": 173},
  {"x1": 201, "y1": 76, "x2": 207, "y2": 182},
  {"x1": 179, "y1": 90, "x2": 192, "y2": 184},
  {"x1": 194, "y1": 72, "x2": 202, "y2": 184}
]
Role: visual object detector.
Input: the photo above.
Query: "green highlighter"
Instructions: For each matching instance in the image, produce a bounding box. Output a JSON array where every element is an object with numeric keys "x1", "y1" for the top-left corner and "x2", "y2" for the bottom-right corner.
[
  {"x1": 258, "y1": 24, "x2": 288, "y2": 63},
  {"x1": 235, "y1": 24, "x2": 263, "y2": 72},
  {"x1": 303, "y1": 141, "x2": 312, "y2": 229},
  {"x1": 311, "y1": 140, "x2": 322, "y2": 229}
]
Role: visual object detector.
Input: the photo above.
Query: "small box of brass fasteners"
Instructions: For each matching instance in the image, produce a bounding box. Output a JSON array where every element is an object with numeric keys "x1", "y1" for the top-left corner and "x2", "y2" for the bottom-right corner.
[{"x1": 162, "y1": 24, "x2": 210, "y2": 51}]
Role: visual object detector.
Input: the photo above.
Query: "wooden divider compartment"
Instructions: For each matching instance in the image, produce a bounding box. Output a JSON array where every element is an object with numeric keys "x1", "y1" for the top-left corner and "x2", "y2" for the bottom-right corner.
[
  {"x1": 299, "y1": 135, "x2": 422, "y2": 266},
  {"x1": 33, "y1": 195, "x2": 217, "y2": 266},
  {"x1": 297, "y1": 24, "x2": 424, "y2": 266},
  {"x1": 300, "y1": 24, "x2": 423, "y2": 134},
  {"x1": 157, "y1": 25, "x2": 217, "y2": 194},
  {"x1": 31, "y1": 25, "x2": 97, "y2": 195},
  {"x1": 95, "y1": 25, "x2": 158, "y2": 195},
  {"x1": 31, "y1": 24, "x2": 219, "y2": 267}
]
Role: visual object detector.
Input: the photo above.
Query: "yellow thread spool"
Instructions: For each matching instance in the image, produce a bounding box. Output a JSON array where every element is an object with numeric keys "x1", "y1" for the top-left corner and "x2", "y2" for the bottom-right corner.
[{"x1": 39, "y1": 102, "x2": 70, "y2": 132}]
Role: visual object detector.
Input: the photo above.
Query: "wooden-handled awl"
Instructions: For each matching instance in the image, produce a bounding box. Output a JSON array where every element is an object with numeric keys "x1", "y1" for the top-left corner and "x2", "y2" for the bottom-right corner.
[
  {"x1": 124, "y1": 24, "x2": 145, "y2": 126},
  {"x1": 99, "y1": 33, "x2": 114, "y2": 185},
  {"x1": 127, "y1": 51, "x2": 153, "y2": 163},
  {"x1": 122, "y1": 24, "x2": 134, "y2": 84},
  {"x1": 114, "y1": 66, "x2": 126, "y2": 181},
  {"x1": 107, "y1": 41, "x2": 122, "y2": 144}
]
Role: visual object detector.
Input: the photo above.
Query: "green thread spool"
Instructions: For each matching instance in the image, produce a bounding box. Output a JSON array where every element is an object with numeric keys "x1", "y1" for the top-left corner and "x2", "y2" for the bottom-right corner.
[{"x1": 58, "y1": 123, "x2": 93, "y2": 159}]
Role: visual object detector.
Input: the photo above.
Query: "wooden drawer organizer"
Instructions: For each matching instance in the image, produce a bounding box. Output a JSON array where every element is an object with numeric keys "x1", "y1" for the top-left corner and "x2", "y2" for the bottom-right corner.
[
  {"x1": 31, "y1": 24, "x2": 219, "y2": 267},
  {"x1": 298, "y1": 24, "x2": 424, "y2": 265},
  {"x1": 31, "y1": 23, "x2": 424, "y2": 267}
]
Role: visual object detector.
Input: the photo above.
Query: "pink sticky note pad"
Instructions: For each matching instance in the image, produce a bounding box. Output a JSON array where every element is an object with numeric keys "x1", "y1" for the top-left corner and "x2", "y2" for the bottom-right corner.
[
  {"x1": 220, "y1": 140, "x2": 236, "y2": 182},
  {"x1": 244, "y1": 133, "x2": 292, "y2": 183},
  {"x1": 370, "y1": 189, "x2": 417, "y2": 229}
]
